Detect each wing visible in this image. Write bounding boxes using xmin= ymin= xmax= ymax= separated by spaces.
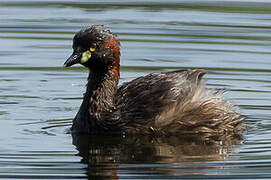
xmin=115 ymin=69 xmax=206 ymax=132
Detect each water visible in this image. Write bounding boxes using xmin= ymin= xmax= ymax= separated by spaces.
xmin=0 ymin=0 xmax=271 ymax=179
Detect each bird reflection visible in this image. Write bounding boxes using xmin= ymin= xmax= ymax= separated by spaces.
xmin=72 ymin=133 xmax=243 ymax=179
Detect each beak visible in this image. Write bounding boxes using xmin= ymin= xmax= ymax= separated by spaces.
xmin=63 ymin=52 xmax=81 ymax=67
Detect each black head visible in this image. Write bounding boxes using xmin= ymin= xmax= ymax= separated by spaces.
xmin=64 ymin=25 xmax=120 ymax=74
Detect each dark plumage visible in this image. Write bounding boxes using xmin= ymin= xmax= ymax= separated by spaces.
xmin=64 ymin=25 xmax=246 ymax=135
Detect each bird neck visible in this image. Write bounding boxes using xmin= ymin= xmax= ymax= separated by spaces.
xmin=82 ymin=70 xmax=118 ymax=129
xmin=86 ymin=70 xmax=119 ymax=114
xmin=72 ymin=69 xmax=119 ymax=134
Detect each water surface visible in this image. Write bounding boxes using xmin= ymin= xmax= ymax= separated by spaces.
xmin=0 ymin=0 xmax=271 ymax=179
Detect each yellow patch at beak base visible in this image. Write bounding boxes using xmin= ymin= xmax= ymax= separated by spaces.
xmin=81 ymin=50 xmax=91 ymax=63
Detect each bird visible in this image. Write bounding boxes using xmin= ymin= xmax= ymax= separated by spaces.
xmin=64 ymin=25 xmax=246 ymax=135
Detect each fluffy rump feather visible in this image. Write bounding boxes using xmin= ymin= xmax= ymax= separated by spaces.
xmin=154 ymin=82 xmax=246 ymax=135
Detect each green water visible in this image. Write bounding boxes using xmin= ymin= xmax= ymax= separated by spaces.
xmin=0 ymin=0 xmax=271 ymax=179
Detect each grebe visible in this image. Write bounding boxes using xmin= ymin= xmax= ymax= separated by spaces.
xmin=64 ymin=25 xmax=245 ymax=135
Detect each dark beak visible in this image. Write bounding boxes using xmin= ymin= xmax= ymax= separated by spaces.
xmin=64 ymin=52 xmax=81 ymax=67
